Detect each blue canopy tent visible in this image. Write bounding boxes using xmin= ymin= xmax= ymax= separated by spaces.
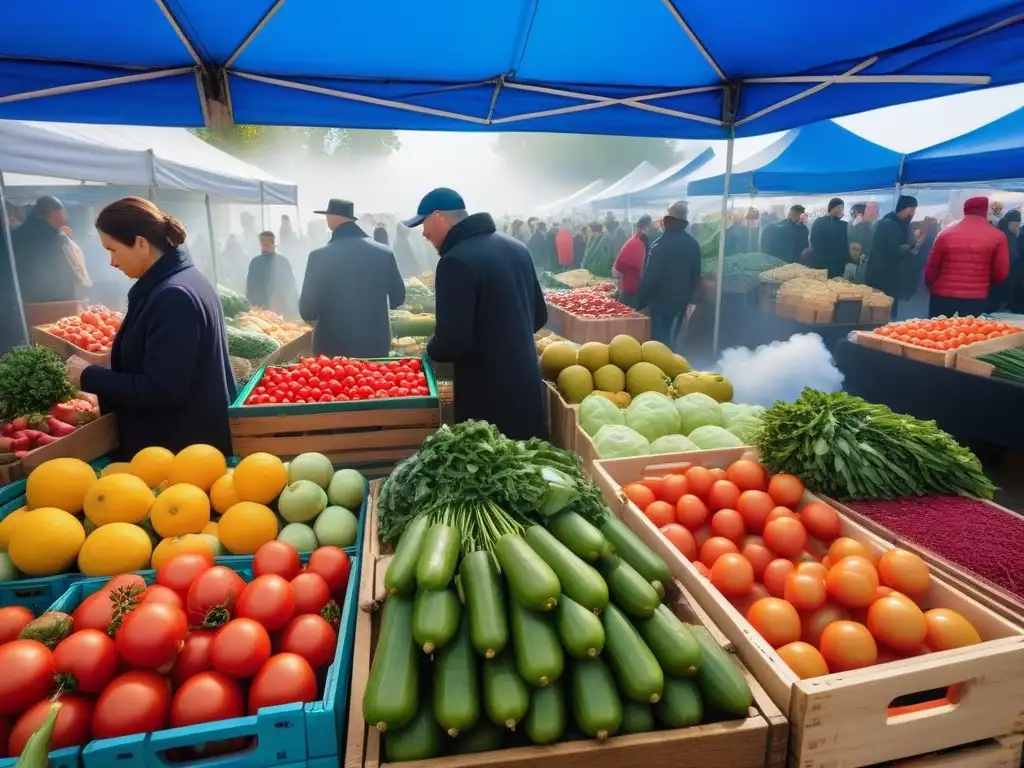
xmin=590 ymin=147 xmax=716 ymax=210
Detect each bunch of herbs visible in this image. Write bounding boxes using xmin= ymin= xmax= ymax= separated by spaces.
xmin=0 ymin=346 xmax=77 ymax=420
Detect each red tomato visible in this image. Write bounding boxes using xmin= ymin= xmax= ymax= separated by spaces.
xmin=170 ymin=629 xmax=216 ymax=688
xmin=736 ymin=490 xmax=775 ymax=533
xmin=675 ymin=494 xmax=708 ymax=530
xmin=762 ymin=558 xmax=797 ymax=598
xmin=91 ymin=671 xmax=171 ymax=739
xmin=73 ymin=575 xmax=147 ymax=634
xmin=210 ymin=619 xmax=272 ymax=679
xmin=253 ymin=541 xmax=302 ymax=581
xmin=767 ymin=474 xmax=805 ymax=508
xmin=116 ymin=602 xmax=188 ymax=670
xmin=142 ymin=584 xmax=185 ymax=610
xmin=291 ymin=572 xmax=331 ymax=616
xmin=277 ymin=614 xmax=338 ymax=669
xmin=236 ymin=575 xmax=296 ymax=631
xmin=763 ymin=516 xmax=808 ymax=558
xmin=799 ymin=502 xmax=841 ymax=542
xmin=699 ymin=536 xmax=739 ymax=569
xmin=248 ymin=653 xmax=319 ymax=715
xmin=0 ymin=606 xmax=34 ymax=644
xmin=644 ymin=500 xmax=676 ymax=528
xmin=657 ymin=474 xmax=688 ymax=504
xmin=784 ymin=572 xmax=828 ymax=611
xmin=623 ymin=483 xmax=656 ymax=511
xmin=157 ymin=553 xmax=213 ymax=598
xmin=800 ymin=603 xmax=849 ymax=647
xmin=740 ymin=537 xmax=775 ymax=581
xmin=170 ymin=671 xmax=245 ymax=728
xmin=52 ymin=629 xmax=118 ymax=694
xmin=684 ymin=466 xmax=714 ymax=499
xmin=659 ymin=523 xmax=697 ymax=561
xmin=725 ymin=460 xmax=768 ymax=491
xmin=710 ymin=509 xmax=746 ymax=544
xmin=9 ymin=695 xmax=93 ymax=755
xmin=706 ymin=480 xmax=741 ymax=512
xmin=307 ymin=547 xmax=352 ymax=599
xmin=187 ymin=567 xmax=247 ymax=627
xmin=0 ymin=640 xmax=54 ymax=715
xmin=0 ymin=716 xmax=9 ymax=758
xmin=710 ymin=553 xmax=754 ymax=597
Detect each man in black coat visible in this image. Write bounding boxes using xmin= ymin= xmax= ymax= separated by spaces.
xmin=300 ymin=199 xmax=405 ymax=358
xmin=404 ymin=188 xmax=548 ymax=441
xmin=809 ymin=198 xmax=850 ymax=278
xmin=865 ymin=195 xmax=922 ymax=315
xmin=246 ymin=231 xmax=299 ymax=319
xmin=761 ymin=205 xmax=809 ymax=263
xmin=11 ymin=195 xmax=84 ymax=302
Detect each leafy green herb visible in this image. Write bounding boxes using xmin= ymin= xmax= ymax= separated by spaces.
xmin=0 ymin=346 xmax=77 ymax=419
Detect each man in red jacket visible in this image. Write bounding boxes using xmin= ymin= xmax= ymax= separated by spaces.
xmin=612 ymin=214 xmax=652 ymax=309
xmin=925 ymin=196 xmax=1009 ymax=317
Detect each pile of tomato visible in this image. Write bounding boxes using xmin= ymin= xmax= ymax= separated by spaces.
xmin=245 ymin=356 xmax=429 ymax=406
xmin=623 ymin=459 xmax=984 ymax=680
xmin=545 ymin=288 xmax=638 ymax=318
xmin=874 ymin=315 xmax=1021 ymax=351
xmin=0 ymin=542 xmax=351 ymax=759
xmin=45 ymin=307 xmax=122 ymax=354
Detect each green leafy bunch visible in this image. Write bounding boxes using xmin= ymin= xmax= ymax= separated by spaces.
xmin=0 ymin=346 xmax=77 ymax=419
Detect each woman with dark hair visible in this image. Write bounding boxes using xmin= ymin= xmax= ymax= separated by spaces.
xmin=65 ymin=196 xmax=236 ymax=457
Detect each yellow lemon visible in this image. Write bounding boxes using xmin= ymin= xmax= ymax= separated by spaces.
xmin=150 ymin=483 xmax=211 ymax=538
xmin=130 ymin=446 xmax=175 ymax=488
xmin=25 ymin=458 xmax=97 ymax=513
xmin=218 ymin=502 xmax=278 ymax=555
xmin=77 ymin=523 xmax=153 ymax=577
xmin=231 ymin=453 xmax=288 ymax=504
xmin=167 ymin=445 xmax=227 ymax=492
xmin=202 ymin=520 xmax=219 ymax=536
xmin=8 ymin=508 xmax=86 ymax=576
xmin=83 ymin=474 xmax=154 ymax=526
xmin=209 ymin=474 xmax=241 ymax=515
xmin=150 ymin=534 xmax=217 ymax=569
xmin=0 ymin=507 xmax=30 ymax=551
xmin=100 ymin=462 xmax=132 ymax=477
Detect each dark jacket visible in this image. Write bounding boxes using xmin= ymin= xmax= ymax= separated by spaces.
xmin=427 ymin=213 xmax=548 ymax=441
xmin=762 ymin=219 xmax=809 ymax=263
xmin=572 ymin=232 xmax=586 ymax=267
xmin=11 ymin=215 xmax=83 ymax=302
xmin=246 ymin=252 xmax=299 ymax=319
xmin=865 ymin=212 xmax=917 ymax=300
xmin=528 ymin=230 xmax=555 ymax=271
xmin=81 ymin=247 xmax=236 ymax=458
xmin=809 ymin=215 xmax=850 ymax=278
xmin=990 ymin=216 xmax=1022 ymax=309
xmin=637 ymin=224 xmax=702 ymax=312
xmin=725 ymin=223 xmax=760 ymax=256
xmin=849 ymin=219 xmax=875 ymax=259
xmin=299 ymin=222 xmax=406 ymax=358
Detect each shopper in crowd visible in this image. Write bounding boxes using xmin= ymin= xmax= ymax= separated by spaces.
xmin=991 ymin=210 xmax=1023 ymax=311
xmin=11 ymin=195 xmax=87 ymax=302
xmin=925 ymin=196 xmax=1009 ymax=318
xmin=217 ymin=234 xmax=248 ymax=292
xmin=555 ymin=218 xmax=574 ymax=271
xmin=278 ymin=214 xmax=299 ymax=254
xmin=864 ymin=195 xmax=922 ymax=316
xmin=246 ymin=231 xmax=299 ymax=319
xmin=300 ymin=198 xmax=405 ymax=358
xmin=848 ymin=203 xmax=875 ymax=260
xmin=761 ymin=204 xmax=809 ymax=263
xmin=509 ymin=219 xmax=528 ymax=244
xmin=583 ymin=221 xmax=612 ymax=276
xmin=613 ymin=214 xmax=652 ymax=309
xmin=637 ymin=201 xmax=701 ymax=349
xmin=809 ymin=197 xmax=850 ymax=278
xmin=66 ymin=197 xmax=235 ymax=457
xmin=404 ymin=187 xmax=548 ymax=441
xmin=726 ymin=208 xmax=760 ymax=256
xmin=608 ymin=218 xmax=628 ymax=260
xmin=989 ymin=200 xmax=1005 ymax=227
xmin=572 ymin=223 xmax=587 ymax=268
xmin=528 ymin=221 xmax=554 ymax=270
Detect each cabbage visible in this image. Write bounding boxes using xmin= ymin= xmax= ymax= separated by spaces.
xmin=674 ymin=392 xmax=724 ymax=434
xmin=650 ymin=434 xmax=699 ymax=455
xmin=580 ymin=393 xmax=625 ymax=436
xmin=593 ymin=425 xmax=651 ymax=459
xmin=688 ymin=425 xmax=744 ymax=450
xmin=624 ymin=392 xmax=679 ymax=443
xmin=721 ymin=402 xmax=765 ymax=443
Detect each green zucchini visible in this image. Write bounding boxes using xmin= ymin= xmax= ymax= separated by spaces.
xmin=384 ymin=516 xmax=430 ymax=596
xmin=692 ymin=626 xmax=753 ymax=717
xmin=384 ymin=699 xmax=442 ymax=762
xmin=363 ymin=595 xmax=419 ymax=731
xmin=413 ymin=587 xmax=461 ymax=654
xmin=460 ymin=550 xmax=509 ymax=658
xmin=494 ymin=533 xmax=561 ymax=611
xmin=434 ymin=615 xmax=479 ymax=737
xmin=524 ymin=678 xmax=567 ymax=745
xmin=556 ymin=595 xmax=605 ymax=659
xmin=510 ymin=596 xmax=564 ymax=687
xmin=546 ymin=510 xmax=608 ymax=562
xmin=416 ymin=522 xmax=461 ymax=590
xmin=571 ymin=657 xmax=622 ymax=740
xmin=656 ymin=677 xmax=703 ymax=728
xmin=601 ymin=554 xmax=660 ymax=619
xmin=599 ymin=514 xmax=671 ymax=585
xmin=639 ymin=604 xmax=702 ymax=677
xmin=620 ymin=700 xmax=655 ymax=734
xmin=524 ymin=525 xmax=608 ymax=612
xmin=452 ymin=720 xmax=504 ymax=754
xmin=482 ymin=652 xmax=530 ymax=730
xmin=602 ymin=603 xmax=664 ymax=704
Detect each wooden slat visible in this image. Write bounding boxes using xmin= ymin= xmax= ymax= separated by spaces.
xmin=22 ymin=414 xmax=119 ymax=472
xmin=233 ymin=427 xmax=434 ymax=456
xmin=230 ymin=407 xmax=439 ymax=436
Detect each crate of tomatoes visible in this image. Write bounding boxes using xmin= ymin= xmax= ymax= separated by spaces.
xmin=545 ymin=289 xmax=650 ymax=345
xmin=0 ymin=543 xmax=359 ymax=768
xmin=229 ymin=356 xmax=440 ymax=477
xmin=32 ymin=306 xmax=123 ymax=366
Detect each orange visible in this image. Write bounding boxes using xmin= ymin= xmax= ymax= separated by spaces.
xmin=231 ymin=453 xmax=287 ymax=504
xmin=820 ymin=621 xmax=877 ymax=671
xmin=867 ymin=596 xmax=927 ymax=653
xmin=26 ymin=458 xmax=97 ymax=514
xmin=82 ymin=474 xmax=154 ymax=526
xmin=924 ymin=609 xmax=982 ymax=651
xmin=777 ymin=641 xmax=829 ymax=679
xmin=218 ymin=501 xmax=278 ymax=555
xmin=129 ymin=446 xmax=175 ymax=488
xmin=150 ymin=483 xmax=211 ymax=537
xmin=209 ymin=474 xmax=241 ymax=516
xmin=746 ymin=597 xmax=801 ymax=648
xmin=877 ymin=549 xmax=930 ymax=597
xmin=166 ymin=444 xmax=227 ymax=492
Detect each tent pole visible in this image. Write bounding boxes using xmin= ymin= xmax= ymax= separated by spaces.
xmin=0 ymin=171 xmax=30 ymax=350
xmin=204 ymin=194 xmax=220 ymax=289
xmin=711 ymin=134 xmax=735 ymax=357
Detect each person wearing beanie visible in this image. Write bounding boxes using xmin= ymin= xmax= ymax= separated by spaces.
xmin=991 ymin=209 xmax=1023 ymax=311
xmin=864 ymin=195 xmax=921 ymax=314
xmin=809 ymin=197 xmax=850 ymax=278
xmin=924 ymin=196 xmax=1010 ymax=317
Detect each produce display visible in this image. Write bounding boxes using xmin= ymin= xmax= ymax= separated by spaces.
xmin=221 ymin=290 xmax=311 ymax=363
xmin=542 ymin=268 xmax=613 ymax=290
xmin=976 ymin=347 xmax=1024 ymax=383
xmin=232 ymin=308 xmax=310 ymax=346
xmin=392 ymin=336 xmax=429 ymax=357
xmin=39 ymin=306 xmax=122 ymax=355
xmin=775 ymin=277 xmax=893 ymax=319
xmin=390 ymin=310 xmax=436 ymax=338
xmin=403 ymin=277 xmax=435 ymax=314
xmin=535 ymin=330 xmax=569 ymax=357
xmin=873 ymin=315 xmax=1022 ymax=351
xmin=755 ymin=389 xmax=994 ymax=500
xmin=226 ymin=324 xmax=280 ymax=361
xmin=243 ymin=356 xmax=429 ymax=406
xmin=758 ymin=264 xmax=828 ymax=284
xmin=545 ymin=288 xmax=638 ymax=319
xmin=0 ymin=446 xmax=365 ymax=580
xmin=622 ymin=457 xmax=984 ymax=679
xmin=217 ymin=285 xmax=251 ymax=318
xmin=700 ymin=252 xmax=785 ymax=292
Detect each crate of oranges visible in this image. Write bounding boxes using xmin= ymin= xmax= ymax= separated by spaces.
xmin=590 ymin=447 xmax=1024 ymax=768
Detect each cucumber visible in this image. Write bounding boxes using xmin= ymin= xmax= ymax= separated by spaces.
xmin=384 ymin=516 xmax=431 ymax=596
xmin=620 ymin=700 xmax=655 ymax=734
xmin=384 ymin=699 xmax=442 ymax=762
xmin=601 ymin=554 xmax=661 ymax=619
xmin=434 ymin=615 xmax=479 ymax=737
xmin=363 ymin=595 xmax=419 ymax=731
xmin=546 ymin=510 xmax=608 ymax=562
xmin=452 ymin=720 xmax=504 ymax=754
xmin=524 ymin=525 xmax=608 ymax=612
xmin=602 ymin=603 xmax=664 ymax=704
xmin=692 ymin=626 xmax=753 ymax=717
xmin=482 ymin=652 xmax=530 ymax=729
xmin=510 ymin=596 xmax=564 ymax=687
xmin=639 ymin=604 xmax=702 ymax=677
xmin=416 ymin=522 xmax=461 ymax=590
xmin=571 ymin=657 xmax=622 ymax=740
xmin=599 ymin=514 xmax=672 ymax=585
xmin=524 ymin=678 xmax=566 ymax=745
xmin=494 ymin=533 xmax=561 ymax=611
xmin=556 ymin=595 xmax=605 ymax=659
xmin=413 ymin=587 xmax=461 ymax=654
xmin=656 ymin=677 xmax=703 ymax=728
xmin=460 ymin=550 xmax=509 ymax=658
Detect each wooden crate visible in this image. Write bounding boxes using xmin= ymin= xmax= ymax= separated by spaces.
xmin=32 ymin=326 xmax=110 ymax=366
xmin=547 ymin=302 xmax=651 ymax=345
xmin=591 ymin=449 xmax=1024 ymax=768
xmin=22 ymin=301 xmax=82 ymax=327
xmin=545 ymin=381 xmax=579 ymax=452
xmin=853 ymin=331 xmax=957 ymax=367
xmin=21 ymin=413 xmax=119 ymax=472
xmin=888 ymin=734 xmax=1022 ymax=767
xmin=574 ymin=424 xmax=599 ymax=478
xmin=258 ymin=329 xmax=313 ymax=367
xmin=953 ymin=332 xmax=1024 ymax=378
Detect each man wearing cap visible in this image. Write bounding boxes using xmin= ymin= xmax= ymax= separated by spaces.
xmin=10 ymin=195 xmax=86 ymax=303
xmin=403 ymin=188 xmax=548 ymax=441
xmin=865 ymin=195 xmax=922 ymax=315
xmin=809 ymin=198 xmax=850 ymax=278
xmin=299 ymin=199 xmax=405 ymax=358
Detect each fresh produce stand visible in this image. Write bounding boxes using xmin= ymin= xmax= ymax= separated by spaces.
xmin=0 ymin=414 xmax=117 ymax=488
xmin=545 ymin=290 xmax=651 ymax=345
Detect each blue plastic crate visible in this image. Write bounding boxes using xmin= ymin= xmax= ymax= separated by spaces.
xmin=0 ymin=476 xmax=26 ymax=508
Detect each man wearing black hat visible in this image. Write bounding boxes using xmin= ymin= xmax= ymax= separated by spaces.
xmin=865 ymin=195 xmax=921 ymax=315
xmin=403 ymin=187 xmax=548 ymax=441
xmin=809 ymin=198 xmax=850 ymax=278
xmin=10 ymin=195 xmax=85 ymax=303
xmin=299 ymin=199 xmax=405 ymax=358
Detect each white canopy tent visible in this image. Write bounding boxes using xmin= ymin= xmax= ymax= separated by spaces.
xmin=537 ymin=179 xmax=608 ymax=214
xmin=583 ymin=161 xmax=661 ymax=206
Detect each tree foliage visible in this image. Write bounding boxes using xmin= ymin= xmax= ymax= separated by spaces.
xmin=191 ymin=126 xmax=401 ymax=160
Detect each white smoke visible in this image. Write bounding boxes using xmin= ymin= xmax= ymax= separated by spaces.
xmin=715 ymin=333 xmax=844 ymax=408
